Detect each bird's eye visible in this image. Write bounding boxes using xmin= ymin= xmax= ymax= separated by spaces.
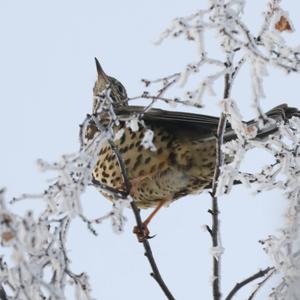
xmin=107 ymin=76 xmax=127 ymax=103
xmin=117 ymin=83 xmax=123 ymax=92
xmin=116 ymin=82 xmax=127 ymax=98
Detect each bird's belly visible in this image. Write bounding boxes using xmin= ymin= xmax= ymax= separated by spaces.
xmin=131 ymin=167 xmax=212 ymax=208
xmin=92 ymin=125 xmax=217 ymax=208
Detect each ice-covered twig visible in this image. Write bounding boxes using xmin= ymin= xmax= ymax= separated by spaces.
xmin=219 ymin=107 xmax=300 ymax=299
xmin=208 ymin=71 xmax=231 ymax=300
xmin=143 ymin=0 xmax=300 ymax=123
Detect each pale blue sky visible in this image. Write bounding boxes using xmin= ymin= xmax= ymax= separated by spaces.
xmin=0 ymin=1 xmax=299 ymax=299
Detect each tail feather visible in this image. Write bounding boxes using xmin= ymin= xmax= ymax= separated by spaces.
xmin=224 ymin=104 xmax=300 ymax=141
xmin=264 ymin=104 xmax=300 ymax=121
xmin=256 ymin=104 xmax=300 ymax=139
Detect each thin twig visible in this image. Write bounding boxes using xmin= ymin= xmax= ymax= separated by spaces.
xmin=141 ymin=72 xmax=180 ymax=86
xmin=91 ymin=114 xmax=175 ymax=300
xmin=142 ymin=79 xmax=178 ymax=114
xmin=224 ymin=267 xmax=274 ymax=300
xmin=129 ymin=94 xmax=202 ymax=108
xmin=130 ymin=201 xmax=175 ymax=300
xmin=247 ymin=268 xmax=276 ymax=300
xmin=91 ymin=114 xmax=131 ymax=192
xmin=90 ymin=178 xmax=128 ymax=199
xmin=209 ymin=72 xmax=231 ymax=300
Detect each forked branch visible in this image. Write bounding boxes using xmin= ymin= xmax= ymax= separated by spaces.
xmin=224 ymin=267 xmax=275 ymax=300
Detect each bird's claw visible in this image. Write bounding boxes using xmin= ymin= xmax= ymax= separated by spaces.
xmin=147 ymin=234 xmax=156 ymax=239
xmin=133 ymin=225 xmax=155 ymax=242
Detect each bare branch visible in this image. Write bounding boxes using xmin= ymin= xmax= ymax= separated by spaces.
xmin=208 ymin=54 xmax=235 ymax=300
xmin=130 ymin=201 xmax=175 ymax=300
xmin=129 ymin=94 xmax=203 ymax=109
xmin=90 ymin=114 xmax=175 ymax=300
xmin=209 ymin=97 xmax=228 ymax=300
xmin=224 ymin=267 xmax=275 ymax=300
xmin=247 ymin=268 xmax=276 ymax=300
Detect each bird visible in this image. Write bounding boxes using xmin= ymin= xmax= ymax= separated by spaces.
xmin=82 ymin=58 xmax=299 ymax=241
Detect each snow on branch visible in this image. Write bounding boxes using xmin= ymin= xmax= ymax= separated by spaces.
xmin=0 ymin=73 xmax=175 ymax=299
xmin=0 ymin=125 xmax=110 ymax=299
xmin=134 ymin=0 xmax=300 ymax=117
xmin=218 ymin=99 xmax=300 ymax=299
xmin=0 ymin=99 xmax=132 ymax=299
xmin=1 ymin=1 xmax=300 ymax=299
xmin=135 ymin=1 xmax=300 ymax=298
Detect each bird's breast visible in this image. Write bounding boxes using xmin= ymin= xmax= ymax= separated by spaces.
xmin=92 ymin=122 xmax=217 ymax=208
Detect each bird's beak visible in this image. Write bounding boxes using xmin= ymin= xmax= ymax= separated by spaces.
xmin=95 ymin=57 xmax=109 ymax=83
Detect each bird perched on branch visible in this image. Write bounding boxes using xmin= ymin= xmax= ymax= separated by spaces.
xmin=82 ymin=58 xmax=299 ymax=241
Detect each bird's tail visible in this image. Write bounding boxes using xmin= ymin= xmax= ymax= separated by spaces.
xmin=254 ymin=104 xmax=300 ymax=139
xmin=225 ymin=104 xmax=300 ymax=141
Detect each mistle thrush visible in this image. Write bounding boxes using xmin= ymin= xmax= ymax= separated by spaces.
xmin=82 ymin=58 xmax=299 ymax=240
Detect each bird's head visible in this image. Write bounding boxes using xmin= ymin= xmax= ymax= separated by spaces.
xmin=93 ymin=58 xmax=128 ymax=112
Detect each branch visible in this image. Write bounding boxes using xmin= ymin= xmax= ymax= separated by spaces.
xmin=247 ymin=268 xmax=276 ymax=300
xmin=130 ymin=201 xmax=175 ymax=300
xmin=129 ymin=93 xmax=202 ymax=108
xmin=224 ymin=267 xmax=275 ymax=300
xmin=209 ymin=72 xmax=231 ymax=300
xmin=142 ymin=78 xmax=178 ymax=113
xmin=90 ymin=114 xmax=175 ymax=300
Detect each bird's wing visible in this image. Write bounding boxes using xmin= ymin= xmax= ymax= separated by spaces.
xmin=114 ymin=106 xmax=231 ymax=137
xmin=114 ymin=104 xmax=300 ymax=139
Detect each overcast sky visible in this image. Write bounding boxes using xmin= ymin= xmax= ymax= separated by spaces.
xmin=0 ymin=1 xmax=299 ymax=299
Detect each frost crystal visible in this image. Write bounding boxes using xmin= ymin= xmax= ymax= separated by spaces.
xmin=219 ymin=112 xmax=300 ymax=299
xmin=0 ymin=86 xmax=128 ymax=299
xmin=114 ymin=128 xmax=125 ymax=141
xmin=1 ymin=1 xmax=300 ymax=299
xmin=141 ymin=129 xmax=157 ymax=152
xmin=126 ymin=118 xmax=139 ymax=132
xmin=210 ymin=246 xmax=225 ymax=260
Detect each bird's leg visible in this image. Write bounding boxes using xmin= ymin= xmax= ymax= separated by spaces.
xmin=133 ymin=199 xmax=166 ymax=242
xmin=129 ymin=174 xmax=153 ymax=197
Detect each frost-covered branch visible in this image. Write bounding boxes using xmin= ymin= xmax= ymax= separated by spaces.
xmin=145 ymin=1 xmax=300 ymax=299
xmin=1 ymin=1 xmax=300 ymax=299
xmin=135 ymin=0 xmax=300 ymax=116
xmin=208 ymin=68 xmax=232 ymax=300
xmin=0 ymin=129 xmax=106 ymax=300
xmin=218 ymin=102 xmax=300 ymax=299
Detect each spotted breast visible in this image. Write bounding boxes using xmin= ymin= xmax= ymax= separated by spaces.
xmin=89 ymin=120 xmax=217 ymax=209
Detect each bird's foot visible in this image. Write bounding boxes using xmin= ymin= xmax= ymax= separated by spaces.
xmin=132 ymin=199 xmax=165 ymax=242
xmin=133 ymin=224 xmax=155 ymax=242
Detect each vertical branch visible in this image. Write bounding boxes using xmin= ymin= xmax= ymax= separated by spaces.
xmin=209 ymin=72 xmax=231 ymax=300
xmin=91 ymin=115 xmax=175 ymax=300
